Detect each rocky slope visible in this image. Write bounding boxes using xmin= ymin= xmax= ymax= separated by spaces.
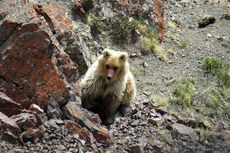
xmin=1 ymin=0 xmax=230 ymax=153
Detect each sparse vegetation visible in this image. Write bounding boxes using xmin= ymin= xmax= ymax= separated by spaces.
xmin=201 ymin=107 xmax=218 ymax=118
xmin=137 ymin=21 xmax=168 ymax=61
xmin=171 ymin=78 xmax=196 ymax=106
xmin=149 ymin=94 xmax=169 ymax=108
xmin=202 ymin=57 xmax=230 ymax=118
xmin=87 ymin=13 xmax=105 ymax=33
xmin=177 ymin=39 xmax=188 ymax=49
xmin=200 ymin=130 xmax=218 ymax=144
xmin=157 ymin=128 xmax=172 ymax=141
xmin=130 ymin=66 xmax=141 ymax=76
xmin=202 ymin=57 xmax=230 ymax=87
xmin=110 ymin=13 xmax=137 ymax=44
xmin=224 ymin=105 xmax=230 ymax=117
xmin=209 ymin=89 xmax=224 ymax=107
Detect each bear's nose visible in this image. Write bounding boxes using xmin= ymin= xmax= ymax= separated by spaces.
xmin=107 ymin=76 xmax=112 ymax=80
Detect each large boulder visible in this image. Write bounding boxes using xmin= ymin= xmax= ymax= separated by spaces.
xmin=0 ymin=0 xmax=110 ymax=144
xmin=0 ymin=0 xmax=80 ymax=111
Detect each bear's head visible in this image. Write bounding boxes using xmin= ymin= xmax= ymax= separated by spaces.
xmin=98 ymin=48 xmax=129 ymax=82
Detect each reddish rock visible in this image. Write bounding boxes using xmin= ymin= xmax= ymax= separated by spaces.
xmin=62 ymin=102 xmax=109 ymax=142
xmin=0 ymin=0 xmax=80 ymax=112
xmin=0 ymin=92 xmax=21 ymax=116
xmin=33 ymin=3 xmax=73 ymax=49
xmin=11 ymin=113 xmax=38 ymax=131
xmin=92 ymin=127 xmax=109 ymax=143
xmin=0 ymin=112 xmax=21 ymax=143
xmin=65 ymin=120 xmax=95 ymax=144
xmin=20 ymin=127 xmax=45 ymax=142
xmin=62 ymin=102 xmax=85 ymax=122
xmin=83 ymin=109 xmax=102 ymax=125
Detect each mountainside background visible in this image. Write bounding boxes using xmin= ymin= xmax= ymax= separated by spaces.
xmin=0 ymin=0 xmax=230 ymax=152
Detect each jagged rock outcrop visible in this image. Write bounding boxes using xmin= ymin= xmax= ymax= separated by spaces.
xmin=0 ymin=0 xmax=109 ymax=144
xmin=0 ymin=0 xmax=80 ymax=111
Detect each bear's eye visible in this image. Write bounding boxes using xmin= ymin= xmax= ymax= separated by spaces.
xmin=113 ymin=66 xmax=118 ymax=71
xmin=106 ymin=64 xmax=110 ymax=69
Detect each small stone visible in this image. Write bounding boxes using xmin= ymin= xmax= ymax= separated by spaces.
xmin=163 ymin=115 xmax=176 ymax=123
xmin=131 ymin=143 xmax=144 ymax=153
xmin=92 ymin=127 xmax=109 ymax=143
xmin=155 ymin=106 xmax=168 ymax=115
xmin=21 ymin=128 xmax=44 ymax=143
xmin=167 ymin=60 xmax=173 ymax=64
xmin=55 ymin=119 xmax=64 ymax=125
xmin=198 ymin=15 xmax=216 ymax=28
xmin=90 ymin=144 xmax=98 ymax=152
xmin=65 ymin=120 xmax=95 ymax=144
xmin=130 ymin=53 xmax=139 ymax=58
xmin=164 ymin=78 xmax=175 ymax=85
xmin=207 ymin=33 xmax=212 ymax=38
xmin=202 ymin=120 xmax=213 ymax=129
xmin=29 ymin=104 xmax=44 ymax=114
xmin=220 ymin=14 xmax=230 ymax=20
xmin=148 ymin=117 xmax=164 ymax=126
xmin=55 ymin=145 xmax=66 ymax=151
xmin=216 ymin=35 xmax=224 ymax=41
xmin=130 ymin=120 xmax=140 ymax=127
xmin=47 ymin=99 xmax=63 ymax=119
xmin=142 ymin=62 xmax=148 ymax=68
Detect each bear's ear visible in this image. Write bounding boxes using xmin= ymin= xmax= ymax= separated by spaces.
xmin=102 ymin=49 xmax=110 ymax=58
xmin=120 ymin=52 xmax=128 ymax=61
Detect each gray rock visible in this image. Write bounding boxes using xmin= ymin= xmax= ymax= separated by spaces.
xmin=130 ymin=120 xmax=140 ymax=127
xmin=0 ymin=92 xmax=21 ymax=117
xmin=47 ymin=99 xmax=63 ymax=119
xmin=148 ymin=117 xmax=164 ymax=126
xmin=130 ymin=143 xmax=144 ymax=153
xmin=0 ymin=112 xmax=21 ymax=143
xmin=65 ymin=22 xmax=94 ymax=75
xmin=11 ymin=113 xmax=38 ymax=131
xmin=55 ymin=144 xmax=66 ymax=151
xmin=171 ymin=123 xmax=198 ymax=140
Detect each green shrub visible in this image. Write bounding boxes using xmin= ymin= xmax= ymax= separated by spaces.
xmin=110 ymin=13 xmax=137 ymax=44
xmin=172 ymin=78 xmax=196 ymax=106
xmin=87 ymin=13 xmax=105 ymax=33
xmin=202 ymin=57 xmax=230 ymax=87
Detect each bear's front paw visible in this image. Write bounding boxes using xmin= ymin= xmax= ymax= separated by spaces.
xmin=118 ymin=105 xmax=131 ymax=116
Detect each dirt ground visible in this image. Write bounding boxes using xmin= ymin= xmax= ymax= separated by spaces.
xmin=106 ymin=0 xmax=230 ymax=152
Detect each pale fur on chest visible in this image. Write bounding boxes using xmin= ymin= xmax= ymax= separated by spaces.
xmin=81 ymin=60 xmax=128 ymax=102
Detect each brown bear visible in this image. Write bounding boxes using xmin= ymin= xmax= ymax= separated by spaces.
xmin=80 ymin=48 xmax=136 ymax=124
